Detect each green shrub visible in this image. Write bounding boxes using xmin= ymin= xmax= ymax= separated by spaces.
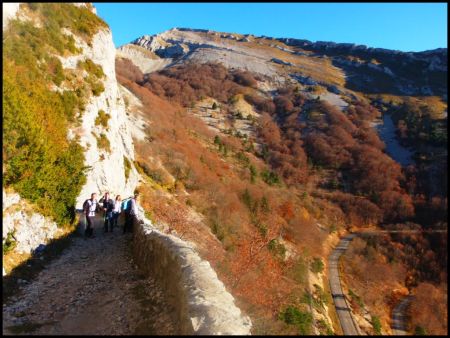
xmin=46 ymin=56 xmax=65 ymax=86
xmin=312 ymin=284 xmax=330 ymax=309
xmin=65 ymin=34 xmax=80 ymax=53
xmin=124 ymin=156 xmax=131 ymax=180
xmin=78 ymin=59 xmax=105 ymax=79
xmin=268 ymin=239 xmax=286 ymax=259
xmin=371 ymin=315 xmax=382 ymax=335
xmin=241 ymin=189 xmax=259 ymax=216
xmin=3 ymin=230 xmax=17 ymax=254
xmin=59 ymin=90 xmax=80 ymax=122
xmin=317 ymin=319 xmax=334 ymax=335
xmin=211 ymin=220 xmax=225 ymax=242
xmin=91 ymin=80 xmax=105 ymax=96
xmin=279 ymin=306 xmax=313 ymax=335
xmin=3 ymin=61 xmax=86 ymax=225
xmin=26 ymin=3 xmax=107 ymax=44
xmin=236 ymin=151 xmax=250 ymax=166
xmin=95 ymin=133 xmax=111 ymax=153
xmin=414 ymin=326 xmax=427 ymax=335
xmin=348 ymin=289 xmax=364 ymax=308
xmin=260 ymin=196 xmax=270 ymax=213
xmin=1 ymin=4 xmax=100 ymax=226
xmin=95 ymin=109 xmax=110 ymax=128
xmin=212 ymin=102 xmax=218 ymax=109
xmin=310 ymin=257 xmax=324 ymax=274
xmin=249 ymin=164 xmax=257 ymax=183
xmin=261 ymin=169 xmax=280 ymax=186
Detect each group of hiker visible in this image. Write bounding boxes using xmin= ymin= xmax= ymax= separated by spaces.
xmin=83 ymin=192 xmax=139 ymax=238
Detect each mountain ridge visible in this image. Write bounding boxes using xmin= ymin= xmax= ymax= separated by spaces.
xmin=127 ymin=27 xmax=447 ymax=55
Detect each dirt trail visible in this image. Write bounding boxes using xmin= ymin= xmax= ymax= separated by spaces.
xmin=2 ymin=216 xmax=176 ymax=335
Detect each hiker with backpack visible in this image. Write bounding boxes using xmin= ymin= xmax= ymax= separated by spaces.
xmin=99 ymin=191 xmax=115 ymax=233
xmin=122 ymin=193 xmax=139 ymax=234
xmin=83 ymin=193 xmax=99 ymax=238
xmin=112 ymin=195 xmax=122 ymax=230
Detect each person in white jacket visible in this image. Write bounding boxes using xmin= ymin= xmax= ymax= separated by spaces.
xmin=83 ymin=193 xmax=99 ymax=238
xmin=112 ymin=195 xmax=122 ymax=230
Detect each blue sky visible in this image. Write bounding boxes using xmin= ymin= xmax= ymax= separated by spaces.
xmin=94 ymin=3 xmax=447 ymax=52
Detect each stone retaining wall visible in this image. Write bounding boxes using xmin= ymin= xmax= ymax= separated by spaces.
xmin=132 ymin=215 xmax=252 ymax=335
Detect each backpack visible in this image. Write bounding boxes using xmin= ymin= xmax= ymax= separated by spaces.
xmin=83 ymin=199 xmax=90 ymax=213
xmin=122 ymin=198 xmax=132 ymax=213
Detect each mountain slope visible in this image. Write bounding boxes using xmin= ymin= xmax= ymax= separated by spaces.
xmin=117 ymin=27 xmax=447 ymax=335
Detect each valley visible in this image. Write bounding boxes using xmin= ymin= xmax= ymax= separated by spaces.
xmin=3 ymin=3 xmax=447 ymax=336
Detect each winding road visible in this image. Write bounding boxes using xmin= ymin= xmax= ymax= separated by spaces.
xmin=391 ymin=296 xmax=413 ymax=335
xmin=2 ymin=215 xmax=176 ymax=335
xmin=328 ymin=230 xmax=437 ymax=335
xmin=328 ymin=234 xmax=360 ymax=335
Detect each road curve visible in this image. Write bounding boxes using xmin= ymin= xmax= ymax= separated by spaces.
xmin=391 ymin=295 xmax=413 ymax=335
xmin=328 ymin=234 xmax=360 ymax=335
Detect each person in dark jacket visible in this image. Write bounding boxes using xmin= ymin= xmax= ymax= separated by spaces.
xmin=99 ymin=192 xmax=115 ymax=232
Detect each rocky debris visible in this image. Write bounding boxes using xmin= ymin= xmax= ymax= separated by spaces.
xmin=326 ymin=84 xmax=341 ymax=94
xmin=290 ymin=73 xmax=318 ymax=85
xmin=3 ymin=189 xmax=21 ymax=210
xmin=2 ymin=216 xmax=176 ymax=335
xmin=271 ymin=57 xmax=293 ymax=66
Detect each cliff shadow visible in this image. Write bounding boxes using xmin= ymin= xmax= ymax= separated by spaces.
xmin=2 ymin=212 xmax=87 ymax=303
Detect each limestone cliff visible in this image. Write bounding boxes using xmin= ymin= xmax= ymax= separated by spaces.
xmin=60 ymin=19 xmax=140 ymax=209
xmin=2 ymin=2 xmax=139 ymax=259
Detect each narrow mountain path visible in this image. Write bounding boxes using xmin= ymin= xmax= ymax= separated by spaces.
xmin=391 ymin=295 xmax=413 ymax=335
xmin=328 ymin=234 xmax=360 ymax=335
xmin=2 ymin=216 xmax=176 ymax=335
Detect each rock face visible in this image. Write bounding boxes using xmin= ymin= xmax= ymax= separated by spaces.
xmin=2 ymin=3 xmax=20 ymax=29
xmin=2 ymin=3 xmax=139 ymax=260
xmin=116 ymin=44 xmax=173 ymax=73
xmin=132 ymin=213 xmax=252 ymax=335
xmin=277 ymin=36 xmax=447 ymax=96
xmin=129 ymin=28 xmax=282 ymax=80
xmin=127 ymin=27 xmax=446 ymax=96
xmin=56 ymin=15 xmax=140 ymax=209
xmin=2 ymin=189 xmax=61 ymax=256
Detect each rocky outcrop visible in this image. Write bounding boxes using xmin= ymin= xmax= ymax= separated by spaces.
xmin=2 ymin=3 xmax=20 ymax=29
xmin=132 ymin=214 xmax=252 ymax=335
xmin=130 ymin=29 xmax=282 ymax=80
xmin=271 ymin=57 xmax=293 ymax=66
xmin=277 ymin=36 xmax=447 ymax=95
xmin=116 ymin=44 xmax=172 ymax=73
xmin=2 ymin=189 xmax=61 ymax=257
